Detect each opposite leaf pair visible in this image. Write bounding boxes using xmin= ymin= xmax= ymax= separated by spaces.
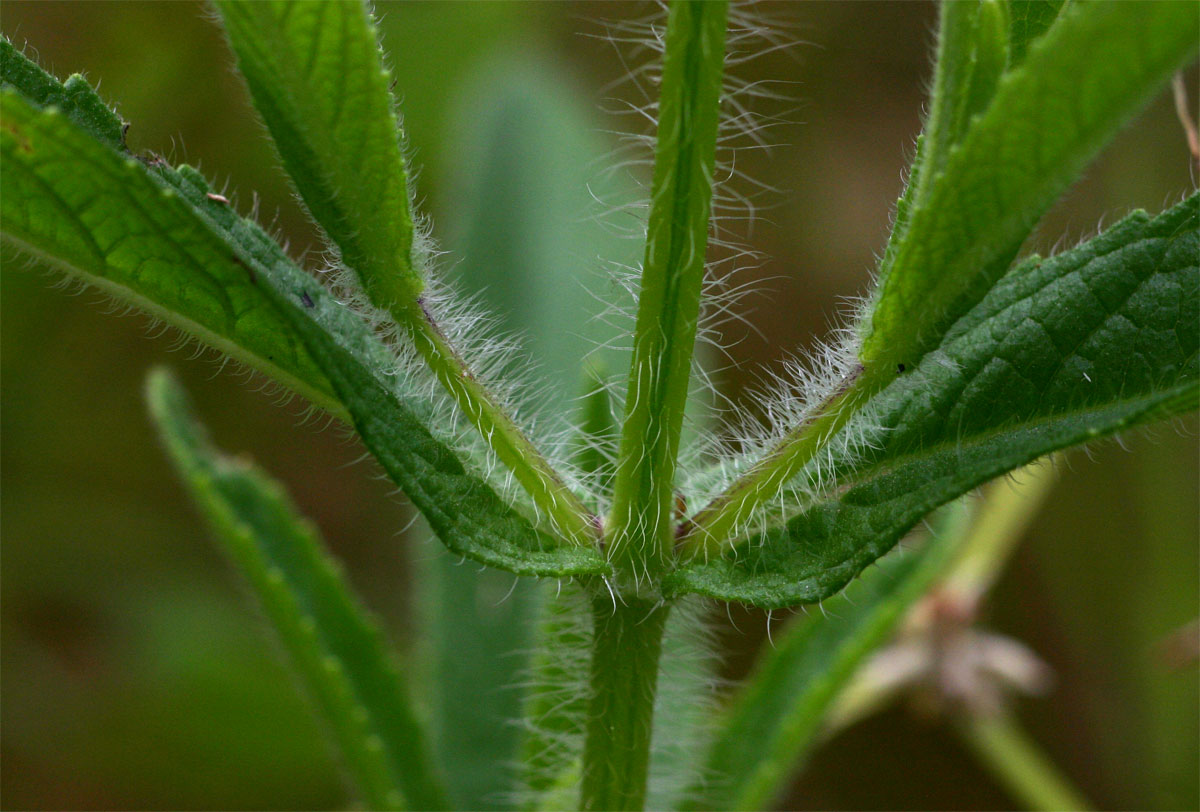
xmin=2 ymin=1 xmax=1197 ymax=809
xmin=2 ymin=1 xmax=1195 ymax=608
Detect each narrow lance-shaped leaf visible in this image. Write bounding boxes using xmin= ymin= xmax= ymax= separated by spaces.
xmin=885 ymin=0 xmax=1069 ymax=340
xmin=145 ymin=368 xmax=449 ymax=812
xmin=668 ymin=194 xmax=1198 ymax=608
xmin=214 ymin=0 xmax=597 ymax=547
xmin=0 ymin=82 xmax=603 ymax=580
xmin=681 ymin=502 xmax=970 ymax=812
xmin=0 ymin=43 xmax=369 ymax=418
xmin=0 ymin=89 xmax=337 ymax=417
xmin=608 ymin=0 xmax=729 ymax=570
xmin=882 ymin=0 xmax=1060 ymax=328
xmin=881 ymin=0 xmax=1011 ymax=318
xmin=213 ymin=0 xmax=420 ymax=305
xmin=861 ymin=0 xmax=1198 ymax=382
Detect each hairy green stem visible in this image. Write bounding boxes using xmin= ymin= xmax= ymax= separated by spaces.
xmin=681 ymin=377 xmax=862 ymax=556
xmin=580 ymin=596 xmax=671 ymax=811
xmin=608 ymin=0 xmax=728 ymax=573
xmin=397 ymin=300 xmax=598 ymax=548
xmin=959 ymin=711 xmax=1093 ymax=812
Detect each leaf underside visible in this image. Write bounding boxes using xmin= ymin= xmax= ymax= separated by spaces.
xmin=668 ymin=195 xmax=1199 ymax=608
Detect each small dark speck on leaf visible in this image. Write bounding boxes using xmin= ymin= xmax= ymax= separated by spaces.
xmin=897 ymin=363 xmax=907 ymax=373
xmin=300 ymin=291 xmax=315 ymax=308
xmin=137 ymin=151 xmax=169 ymax=168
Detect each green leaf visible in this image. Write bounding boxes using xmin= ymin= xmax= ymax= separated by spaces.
xmin=518 ymin=582 xmax=591 ymax=808
xmin=145 ymin=368 xmax=448 ymax=812
xmin=260 ymin=259 xmax=610 ymax=579
xmin=881 ymin=0 xmax=1011 ymax=305
xmin=608 ymin=0 xmax=729 ymax=571
xmin=668 ymin=194 xmax=1198 ymax=608
xmin=677 ymin=0 xmax=1196 ymax=556
xmin=0 ymin=90 xmax=343 ymax=416
xmin=919 ymin=0 xmax=1010 ymax=190
xmin=213 ymin=0 xmax=422 ymax=307
xmin=0 ymin=52 xmax=376 ymax=419
xmin=682 ymin=503 xmax=969 ymax=812
xmin=217 ymin=1 xmax=600 ymax=549
xmin=1007 ymin=0 xmax=1068 ymax=68
xmin=0 ymin=36 xmax=125 ymax=150
xmin=860 ymin=0 xmax=1198 ymax=382
xmin=0 ymin=76 xmax=601 ymax=579
xmin=446 ymin=64 xmax=638 ymax=418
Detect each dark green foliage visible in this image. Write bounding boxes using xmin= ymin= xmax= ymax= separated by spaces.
xmin=2 ymin=2 xmax=1196 ymax=809
xmin=667 ymin=196 xmax=1199 ymax=608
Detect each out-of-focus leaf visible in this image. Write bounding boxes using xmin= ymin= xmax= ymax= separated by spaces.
xmin=420 ymin=58 xmax=637 ymax=810
xmin=146 ymin=368 xmax=448 ymax=811
xmin=682 ymin=504 xmax=969 ymax=811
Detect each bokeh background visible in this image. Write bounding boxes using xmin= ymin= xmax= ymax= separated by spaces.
xmin=2 ymin=2 xmax=1196 ymax=809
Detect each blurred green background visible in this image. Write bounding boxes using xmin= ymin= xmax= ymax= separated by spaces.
xmin=2 ymin=2 xmax=1196 ymax=809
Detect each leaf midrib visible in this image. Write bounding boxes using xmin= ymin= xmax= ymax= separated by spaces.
xmin=791 ymin=384 xmax=1189 ymax=524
